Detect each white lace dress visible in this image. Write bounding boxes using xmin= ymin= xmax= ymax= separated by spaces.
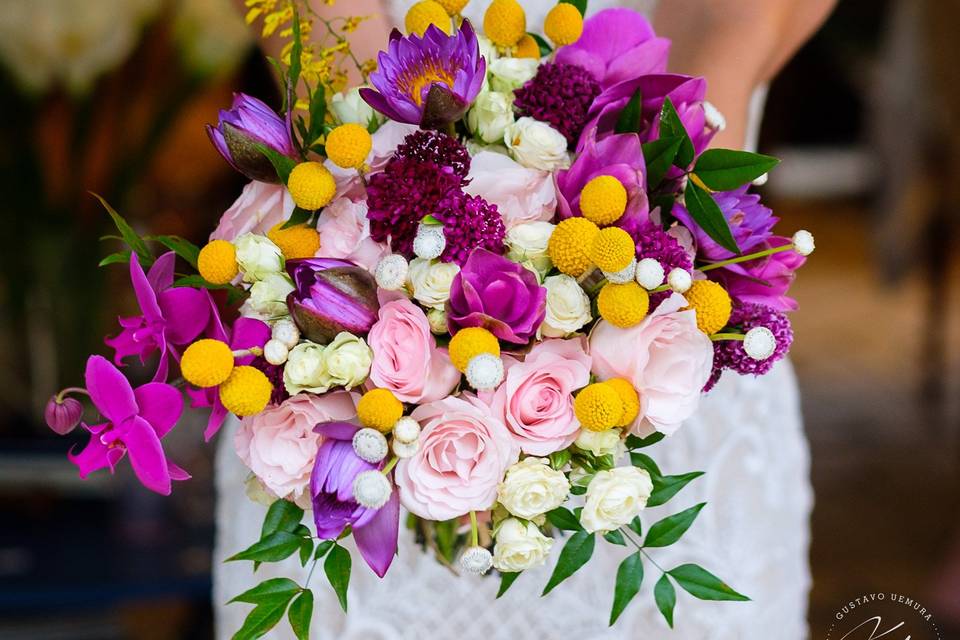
xmin=213 ymin=2 xmax=813 ymax=638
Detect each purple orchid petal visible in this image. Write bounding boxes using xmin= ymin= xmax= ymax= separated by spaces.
xmin=147 ymin=252 xmax=176 ymax=293
xmin=85 ymin=355 xmax=137 ymax=424
xmin=157 ymin=287 xmax=210 ymax=346
xmin=133 ymin=382 xmax=183 ymax=438
xmin=168 ymin=462 xmax=192 ymax=481
xmin=121 ymin=415 xmax=172 ymax=495
xmin=129 ymin=253 xmax=163 ymax=323
xmin=68 ymin=426 xmax=125 ymax=478
xmin=202 ymin=399 xmax=229 ymax=441
xmin=353 ymin=487 xmax=399 ymax=578
xmin=230 ymin=318 xmax=271 ymax=357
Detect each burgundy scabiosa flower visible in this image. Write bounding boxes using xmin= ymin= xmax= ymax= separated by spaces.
xmin=394 ymin=129 xmax=472 ymax=178
xmin=360 ymin=22 xmax=485 ymax=129
xmin=206 ymin=93 xmax=297 ymax=183
xmin=433 ymin=191 xmax=506 ymax=265
xmin=513 ymin=62 xmax=600 ymax=147
xmin=705 ymin=303 xmax=793 ymax=391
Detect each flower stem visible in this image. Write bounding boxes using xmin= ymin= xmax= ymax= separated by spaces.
xmin=304 ymin=557 xmax=319 ymax=588
xmin=710 ymin=332 xmax=745 ymax=342
xmin=469 ymin=511 xmax=479 ymax=547
xmin=649 ymin=284 xmax=671 ymax=293
xmin=55 ymin=387 xmax=89 ymax=403
xmin=619 ymin=526 xmax=667 ymax=573
xmin=381 ymin=456 xmax=398 ymax=475
xmin=698 ymin=243 xmax=796 ymax=272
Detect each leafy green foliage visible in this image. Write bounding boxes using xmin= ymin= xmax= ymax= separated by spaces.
xmin=629 ymin=451 xmax=662 ymax=477
xmin=693 ymin=149 xmax=779 ymax=191
xmin=668 ymin=564 xmax=749 ymax=601
xmin=147 ymin=235 xmax=200 ymax=269
xmin=529 ymin=32 xmax=553 ymax=56
xmin=548 ymin=449 xmax=572 ymax=470
xmin=313 ymin=540 xmax=335 ymax=560
xmin=229 ymin=578 xmax=301 ymax=640
xmin=683 ymin=179 xmax=739 ymax=253
xmin=654 ymin=574 xmax=676 ymax=628
xmin=262 ymin=500 xmax=305 ymax=538
xmin=497 ymin=572 xmax=521 ymax=598
xmin=255 ymin=143 xmax=297 ymax=184
xmin=227 ymin=531 xmax=303 ymax=563
xmin=658 ymin=98 xmax=694 ymax=168
xmin=625 ymin=432 xmax=665 ymax=449
xmin=324 ymin=544 xmax=352 ymax=612
xmin=287 ymin=589 xmax=314 ymax=640
xmin=546 ymin=506 xmax=583 ymax=531
xmin=647 ymin=471 xmax=704 ymax=508
xmin=98 ymin=251 xmax=131 ymax=267
xmin=282 ymin=206 xmax=313 ymax=229
xmin=229 ymin=577 xmax=300 ymax=605
xmin=615 ymin=89 xmax=643 ymax=135
xmin=642 ymin=137 xmax=682 ymax=189
xmin=609 ymin=552 xmax=644 ymax=625
xmin=93 ymin=193 xmax=153 ymax=265
xmin=603 ymin=529 xmax=626 ymax=546
xmin=643 ymin=503 xmax=705 ymax=548
xmin=627 ymin=516 xmax=643 ymax=538
xmin=542 ymin=530 xmax=595 ymax=595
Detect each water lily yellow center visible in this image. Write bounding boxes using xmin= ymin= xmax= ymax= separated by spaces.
xmin=398 ymin=60 xmax=456 ymax=106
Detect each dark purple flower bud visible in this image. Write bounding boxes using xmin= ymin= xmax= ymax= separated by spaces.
xmin=44 ymin=395 xmax=83 ymax=435
xmin=206 ymin=93 xmax=297 ymax=183
xmin=286 ymin=258 xmax=380 ymax=344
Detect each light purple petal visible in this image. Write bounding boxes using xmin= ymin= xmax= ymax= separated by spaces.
xmin=353 ymin=487 xmax=399 ymax=577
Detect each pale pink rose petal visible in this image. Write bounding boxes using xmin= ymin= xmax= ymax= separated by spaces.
xmin=315 ymin=197 xmax=389 ymax=271
xmin=463 ymin=151 xmax=556 ymax=229
xmin=211 ymin=181 xmax=293 ymax=242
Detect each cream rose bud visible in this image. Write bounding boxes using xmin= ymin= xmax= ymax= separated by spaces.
xmin=234 ymin=232 xmax=283 ymax=282
xmin=468 ymin=91 xmax=516 ymax=144
xmin=407 ymin=257 xmax=460 ymax=310
xmin=575 ymin=428 xmax=623 ymax=458
xmin=283 ymin=341 xmax=329 ymax=394
xmin=504 ymin=117 xmax=569 ymax=171
xmin=492 ymin=518 xmax=554 ymax=572
xmin=581 ymin=467 xmax=654 ymax=534
xmin=322 ymin=332 xmax=372 ymax=390
xmin=506 ymin=221 xmax=554 ymax=274
xmin=539 ymin=274 xmax=592 ymax=338
xmin=331 ymin=86 xmax=377 ymax=126
xmin=477 ymin=35 xmax=498 ymax=67
xmin=497 ymin=457 xmax=570 ymax=519
xmin=488 ymin=57 xmax=538 ymax=93
xmin=245 ymin=273 xmax=294 ymax=318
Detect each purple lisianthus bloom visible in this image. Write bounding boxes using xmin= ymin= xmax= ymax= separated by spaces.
xmin=554 ymin=8 xmax=670 ymax=89
xmin=286 ymin=258 xmax=380 ymax=344
xmin=105 ymin=252 xmax=209 ymax=383
xmin=360 ymin=22 xmax=485 ymax=129
xmin=710 ymin=237 xmax=806 ymax=311
xmin=206 ymin=93 xmax=297 ymax=183
xmin=447 ymin=249 xmax=547 ymax=344
xmin=68 ymin=355 xmax=187 ymax=495
xmin=673 ymin=186 xmax=778 ymax=261
xmin=556 ymin=130 xmax=650 ymax=239
xmin=311 ymin=421 xmax=399 ymax=577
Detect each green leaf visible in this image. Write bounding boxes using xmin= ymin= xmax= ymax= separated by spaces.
xmin=497 ymin=572 xmax=521 ymax=598
xmin=93 ymin=193 xmax=152 ymax=264
xmin=625 ymin=432 xmax=665 ymax=450
xmin=603 ymin=530 xmax=626 ymax=546
xmin=615 ymin=88 xmax=643 ymax=135
xmin=693 ymin=149 xmax=779 ymax=191
xmin=149 ymin=235 xmax=200 ymax=269
xmin=307 ymin=84 xmax=326 ymax=145
xmin=287 ymin=589 xmax=314 ymax=640
xmin=313 ymin=540 xmax=335 ymax=559
xmin=548 ymin=449 xmax=571 ymax=470
xmin=629 ymin=452 xmax=662 ymax=477
xmin=609 ymin=552 xmax=644 ymax=625
xmin=684 ymin=179 xmax=739 ymax=254
xmin=228 ymin=531 xmax=302 ymax=563
xmin=282 ymin=206 xmax=313 ymax=228
xmin=642 ymin=137 xmax=682 ymax=189
xmin=98 ymin=250 xmax=131 ymax=267
xmin=560 ymin=0 xmax=588 ymax=17
xmin=255 ymin=142 xmax=297 ymax=184
xmin=232 ymin=593 xmax=295 ymax=640
xmin=627 ymin=516 xmax=643 ymax=538
xmin=542 ymin=531 xmax=595 ymax=595
xmin=643 ymin=503 xmax=705 ymax=548
xmin=528 ymin=32 xmax=553 ymax=57
xmin=658 ymin=98 xmax=694 ymax=168
xmin=570 ymin=484 xmax=587 ymax=496
xmin=289 ymin=10 xmax=302 ymax=96
xmin=173 ymin=274 xmax=232 ymax=290
xmin=546 ymin=506 xmax=582 ymax=531
xmin=647 ymin=471 xmax=704 ymax=508
xmin=668 ymin=564 xmax=749 ymax=601
xmin=324 ymin=545 xmax=352 ymax=612
xmin=229 ymin=577 xmax=300 ymax=605
xmin=261 ymin=500 xmax=304 ymax=538
xmin=267 ymin=57 xmax=290 ymax=114
xmin=654 ymin=574 xmax=676 ymax=628
xmin=299 ymin=538 xmax=314 ymax=567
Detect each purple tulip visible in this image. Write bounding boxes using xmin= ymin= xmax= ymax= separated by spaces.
xmin=44 ymin=395 xmax=83 ymax=435
xmin=311 ymin=421 xmax=399 ymax=577
xmin=285 ymin=258 xmax=380 ymax=345
xmin=206 ymin=93 xmax=297 ymax=183
xmin=447 ymin=249 xmax=547 ymax=344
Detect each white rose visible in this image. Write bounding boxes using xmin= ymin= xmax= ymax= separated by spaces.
xmin=492 ymin=518 xmax=554 ymax=572
xmin=477 ymin=35 xmax=498 ymax=66
xmin=283 ymin=341 xmax=328 ymax=394
xmin=489 ymin=57 xmax=538 ymax=93
xmin=245 ymin=273 xmax=294 ymax=318
xmin=504 ymin=117 xmax=569 ymax=171
xmin=497 ymin=457 xmax=570 ymax=519
xmin=575 ymin=428 xmax=624 ymax=458
xmin=468 ymin=91 xmax=515 ymax=144
xmin=235 ymin=233 xmax=283 ymax=282
xmin=407 ymin=258 xmax=460 ymax=310
xmin=322 ymin=332 xmax=372 ymax=390
xmin=506 ymin=221 xmax=554 ymax=275
xmin=332 ymin=86 xmax=378 ymax=127
xmin=539 ymin=274 xmax=592 ymax=338
xmin=580 ymin=467 xmax=653 ymax=534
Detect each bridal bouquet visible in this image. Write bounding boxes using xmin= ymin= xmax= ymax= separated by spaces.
xmin=46 ymin=0 xmax=815 ymax=636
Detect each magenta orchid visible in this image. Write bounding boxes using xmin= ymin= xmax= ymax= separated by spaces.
xmin=69 ymin=355 xmax=187 ymax=495
xmin=105 ymin=252 xmax=210 ymax=382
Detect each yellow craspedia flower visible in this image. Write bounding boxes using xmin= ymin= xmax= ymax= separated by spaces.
xmin=544 ymin=2 xmax=583 ymax=46
xmin=579 ymin=175 xmax=627 ymax=226
xmin=574 ymin=382 xmax=624 ymax=432
xmin=267 ymin=222 xmax=320 ymax=260
xmin=589 ymin=226 xmax=635 ymax=273
xmin=484 ymin=0 xmax=526 ymax=47
xmin=219 ymin=366 xmax=272 ymax=417
xmin=597 ymin=282 xmax=649 ymax=328
xmin=548 ymin=217 xmax=600 ymax=277
xmin=406 ymin=0 xmax=452 ymax=35
xmin=683 ymin=279 xmax=732 ymax=335
xmin=604 ymin=378 xmax=640 ymax=427
xmin=357 ymin=388 xmax=404 ymax=433
xmin=448 ymin=327 xmax=500 ymax=372
xmin=514 ymin=33 xmax=540 ymax=59
xmin=325 ymin=123 xmax=372 ymax=170
xmin=197 ymin=239 xmax=238 ymax=285
xmin=180 ymin=339 xmax=235 ymax=388
xmin=435 ymin=0 xmax=469 ymax=15
xmin=287 ymin=161 xmax=336 ymax=211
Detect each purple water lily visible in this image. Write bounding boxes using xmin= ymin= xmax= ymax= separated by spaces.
xmin=311 ymin=421 xmax=399 ymax=577
xmin=673 ymin=186 xmax=778 ymax=261
xmin=105 ymin=252 xmax=210 ymax=383
xmin=68 ymin=355 xmax=187 ymax=495
xmin=206 ymin=93 xmax=298 ymax=183
xmin=360 ymin=21 xmax=485 ymax=129
xmin=286 ymin=257 xmax=380 ymax=344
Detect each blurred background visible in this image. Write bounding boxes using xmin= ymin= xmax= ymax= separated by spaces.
xmin=0 ymin=0 xmax=957 ymax=638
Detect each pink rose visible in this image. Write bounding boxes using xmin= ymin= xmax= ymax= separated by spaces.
xmin=463 ymin=151 xmax=556 ymax=229
xmin=395 ymin=395 xmax=520 ymax=519
xmin=367 ymin=297 xmax=460 ymax=403
xmin=315 ymin=197 xmax=388 ymax=271
xmin=234 ymin=391 xmax=357 ymax=500
xmin=590 ymin=293 xmax=712 ymax=435
xmin=211 ymin=180 xmax=293 ymax=242
xmin=482 ymin=338 xmax=591 ymax=455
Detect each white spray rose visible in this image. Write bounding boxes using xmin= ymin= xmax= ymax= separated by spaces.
xmin=468 ymin=91 xmax=515 ymax=144
xmin=245 ymin=273 xmax=294 ymax=318
xmin=575 ymin=428 xmax=624 ymax=458
xmin=322 ymin=332 xmax=372 ymax=390
xmin=539 ymin=274 xmax=592 ymax=338
xmin=489 ymin=57 xmax=538 ymax=93
xmin=283 ymin=341 xmax=328 ymax=394
xmin=477 ymin=35 xmax=498 ymax=66
xmin=506 ymin=221 xmax=554 ymax=275
xmin=580 ymin=467 xmax=653 ymax=533
xmin=504 ymin=117 xmax=569 ymax=171
xmin=492 ymin=518 xmax=554 ymax=572
xmin=331 ymin=86 xmax=378 ymax=127
xmin=234 ymin=233 xmax=283 ymax=282
xmin=407 ymin=257 xmax=460 ymax=310
xmin=497 ymin=457 xmax=570 ymax=519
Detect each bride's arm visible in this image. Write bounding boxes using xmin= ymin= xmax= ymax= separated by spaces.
xmin=653 ymin=0 xmax=836 ymax=149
